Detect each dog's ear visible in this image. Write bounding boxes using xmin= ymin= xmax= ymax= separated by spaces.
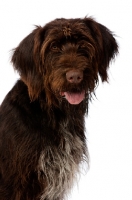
xmin=11 ymin=26 xmax=45 ymax=100
xmin=83 ymin=18 xmax=118 ymax=82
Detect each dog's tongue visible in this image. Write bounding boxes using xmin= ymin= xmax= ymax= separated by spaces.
xmin=63 ymin=91 xmax=85 ymax=105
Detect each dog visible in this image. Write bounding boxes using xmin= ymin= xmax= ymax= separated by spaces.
xmin=0 ymin=17 xmax=118 ymax=200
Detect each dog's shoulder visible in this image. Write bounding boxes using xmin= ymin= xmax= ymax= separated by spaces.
xmin=0 ymin=80 xmax=30 ymax=111
xmin=0 ymin=80 xmax=44 ymax=130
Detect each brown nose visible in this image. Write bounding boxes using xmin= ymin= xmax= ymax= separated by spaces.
xmin=66 ymin=70 xmax=83 ymax=84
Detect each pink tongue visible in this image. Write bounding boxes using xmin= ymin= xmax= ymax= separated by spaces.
xmin=63 ymin=91 xmax=85 ymax=105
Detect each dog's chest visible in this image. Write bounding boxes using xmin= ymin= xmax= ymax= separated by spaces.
xmin=37 ymin=119 xmax=85 ymax=199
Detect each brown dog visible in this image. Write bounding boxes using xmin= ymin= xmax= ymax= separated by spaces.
xmin=0 ymin=18 xmax=118 ymax=200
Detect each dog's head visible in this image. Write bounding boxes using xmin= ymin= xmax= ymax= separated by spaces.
xmin=12 ymin=18 xmax=118 ymax=107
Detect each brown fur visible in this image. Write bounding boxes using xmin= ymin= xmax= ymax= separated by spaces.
xmin=0 ymin=17 xmax=118 ymax=200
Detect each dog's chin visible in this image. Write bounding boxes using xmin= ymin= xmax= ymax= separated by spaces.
xmin=60 ymin=90 xmax=85 ymax=105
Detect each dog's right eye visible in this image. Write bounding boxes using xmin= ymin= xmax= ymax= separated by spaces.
xmin=50 ymin=43 xmax=60 ymax=52
xmin=51 ymin=46 xmax=58 ymax=50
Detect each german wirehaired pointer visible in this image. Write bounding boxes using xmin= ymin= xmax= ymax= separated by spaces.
xmin=0 ymin=17 xmax=118 ymax=200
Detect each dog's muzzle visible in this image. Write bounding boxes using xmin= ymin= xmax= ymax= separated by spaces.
xmin=60 ymin=70 xmax=85 ymax=105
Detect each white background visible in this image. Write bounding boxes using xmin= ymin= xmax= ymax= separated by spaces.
xmin=0 ymin=0 xmax=132 ymax=200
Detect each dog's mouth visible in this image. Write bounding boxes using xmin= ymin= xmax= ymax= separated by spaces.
xmin=60 ymin=90 xmax=85 ymax=105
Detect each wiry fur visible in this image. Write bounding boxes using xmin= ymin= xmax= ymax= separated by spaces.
xmin=0 ymin=17 xmax=118 ymax=200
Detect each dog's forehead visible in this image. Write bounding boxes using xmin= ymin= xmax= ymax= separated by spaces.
xmin=44 ymin=18 xmax=87 ymax=39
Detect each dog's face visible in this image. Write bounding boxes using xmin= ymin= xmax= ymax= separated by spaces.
xmin=12 ymin=18 xmax=118 ymax=107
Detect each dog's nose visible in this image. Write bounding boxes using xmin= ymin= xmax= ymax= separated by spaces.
xmin=66 ymin=70 xmax=83 ymax=84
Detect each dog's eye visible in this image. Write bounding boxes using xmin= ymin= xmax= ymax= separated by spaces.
xmin=51 ymin=46 xmax=58 ymax=50
xmin=50 ymin=43 xmax=60 ymax=52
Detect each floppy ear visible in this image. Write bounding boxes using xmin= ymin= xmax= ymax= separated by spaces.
xmin=83 ymin=18 xmax=118 ymax=82
xmin=11 ymin=26 xmax=45 ymax=100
